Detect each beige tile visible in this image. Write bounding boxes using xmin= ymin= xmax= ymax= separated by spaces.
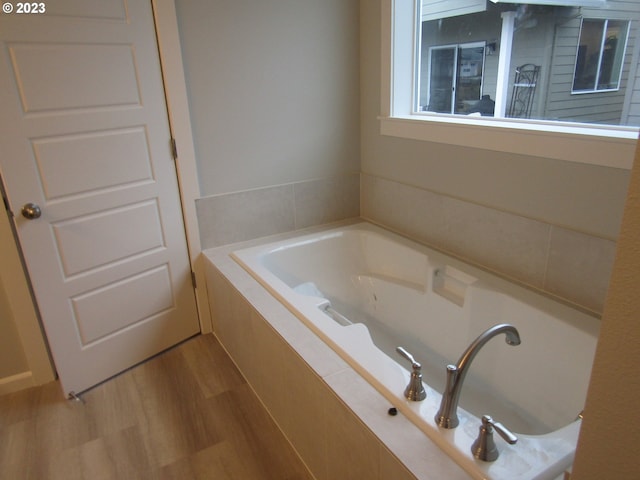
xmin=242 ymin=309 xmax=287 ymax=411
xmin=196 ymin=185 xmax=295 ymax=248
xmin=379 ymin=447 xmax=418 ymax=480
xmin=323 ymin=388 xmax=380 ymax=480
xmin=545 ymin=227 xmax=616 ymax=312
xmin=441 ymin=196 xmax=551 ymax=287
xmin=324 ymin=369 xmax=469 ymax=480
xmin=361 ymin=174 xmax=448 ymax=248
xmin=294 ymin=174 xmax=360 ymax=229
xmin=278 ymin=342 xmax=330 ymax=480
xmin=362 ymin=175 xmax=550 ymax=288
xmin=206 ymin=383 xmax=312 ymax=480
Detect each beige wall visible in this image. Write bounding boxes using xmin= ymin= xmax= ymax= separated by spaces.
xmin=0 ymin=272 xmax=29 ymax=379
xmin=0 ymin=179 xmax=54 ymax=393
xmin=175 ymin=0 xmax=360 ymax=197
xmin=175 ymin=0 xmax=362 ymax=249
xmin=572 ymin=141 xmax=640 ymax=479
xmin=0 ymin=204 xmax=29 ymax=379
xmin=361 ymin=0 xmax=631 ymax=241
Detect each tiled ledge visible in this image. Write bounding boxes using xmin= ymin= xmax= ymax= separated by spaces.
xmin=196 ymin=173 xmax=360 ymax=249
xmin=361 ymin=174 xmax=614 ymax=314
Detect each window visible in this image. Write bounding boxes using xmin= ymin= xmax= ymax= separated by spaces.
xmin=573 ymin=19 xmax=630 ymax=93
xmin=380 ymin=0 xmax=640 ymax=168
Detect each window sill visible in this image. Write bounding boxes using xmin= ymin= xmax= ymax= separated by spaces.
xmin=379 ymin=115 xmax=638 ymax=169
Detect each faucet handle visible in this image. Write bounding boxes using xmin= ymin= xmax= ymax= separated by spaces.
xmin=395 ymin=347 xmax=427 ymax=401
xmin=396 ymin=346 xmax=421 ymax=369
xmin=471 ymin=415 xmax=517 ymax=462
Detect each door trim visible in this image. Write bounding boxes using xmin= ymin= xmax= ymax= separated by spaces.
xmin=152 ymin=0 xmax=211 ymax=333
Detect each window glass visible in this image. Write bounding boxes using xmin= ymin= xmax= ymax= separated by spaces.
xmin=573 ymin=19 xmax=629 ymax=92
xmin=421 ymin=43 xmax=487 ymax=114
xmin=415 ymin=1 xmax=639 ymax=126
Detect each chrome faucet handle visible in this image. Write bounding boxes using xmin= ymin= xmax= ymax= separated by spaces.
xmin=395 ymin=347 xmax=427 ymax=401
xmin=471 ymin=415 xmax=518 ymax=462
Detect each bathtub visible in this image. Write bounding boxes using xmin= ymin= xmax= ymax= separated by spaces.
xmin=230 ymin=222 xmax=599 ymax=480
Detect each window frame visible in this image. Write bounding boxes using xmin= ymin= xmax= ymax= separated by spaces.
xmin=380 ymin=0 xmax=639 ymax=169
xmin=571 ymin=18 xmax=630 ymax=94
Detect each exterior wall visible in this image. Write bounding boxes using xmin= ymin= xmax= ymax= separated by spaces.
xmin=510 ymin=14 xmax=556 ymax=119
xmin=622 ymin=18 xmax=640 ymax=125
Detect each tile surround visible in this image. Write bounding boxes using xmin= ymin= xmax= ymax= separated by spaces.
xmin=361 ymin=174 xmax=614 ymax=314
xmin=196 ymin=173 xmax=360 ymax=249
xmin=195 ymin=171 xmax=613 ymax=313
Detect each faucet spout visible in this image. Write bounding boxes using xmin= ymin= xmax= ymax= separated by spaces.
xmin=435 ymin=323 xmax=521 ymax=429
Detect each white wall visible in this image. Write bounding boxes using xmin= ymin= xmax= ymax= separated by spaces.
xmin=174 ymin=0 xmax=360 ymax=197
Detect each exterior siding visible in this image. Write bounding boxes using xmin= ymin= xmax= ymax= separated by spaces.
xmin=622 ymin=18 xmax=640 ymax=126
xmin=544 ymin=1 xmax=640 ymax=124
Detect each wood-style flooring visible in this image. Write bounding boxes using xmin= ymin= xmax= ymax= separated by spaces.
xmin=0 ymin=334 xmax=314 ymax=480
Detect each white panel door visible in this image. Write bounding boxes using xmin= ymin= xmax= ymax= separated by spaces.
xmin=0 ymin=0 xmax=200 ymax=395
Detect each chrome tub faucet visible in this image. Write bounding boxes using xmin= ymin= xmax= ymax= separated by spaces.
xmin=434 ymin=323 xmax=521 ymax=429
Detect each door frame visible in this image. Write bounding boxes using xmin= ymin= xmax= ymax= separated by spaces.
xmin=152 ymin=0 xmax=211 ymax=333
xmin=0 ymin=0 xmax=209 ymax=392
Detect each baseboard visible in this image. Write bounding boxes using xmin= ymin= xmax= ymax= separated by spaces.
xmin=0 ymin=371 xmax=34 ymax=396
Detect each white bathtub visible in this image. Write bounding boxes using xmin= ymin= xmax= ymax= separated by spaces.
xmin=231 ymin=222 xmax=599 ymax=480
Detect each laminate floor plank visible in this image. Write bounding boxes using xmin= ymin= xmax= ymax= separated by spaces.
xmin=0 ymin=334 xmax=313 ymax=480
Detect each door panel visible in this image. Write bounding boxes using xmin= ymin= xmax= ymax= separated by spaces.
xmin=71 ymin=265 xmax=174 ymax=345
xmin=0 ymin=0 xmax=200 ymax=395
xmin=9 ymin=43 xmax=141 ymax=112
xmin=33 ymin=128 xmax=154 ymax=200
xmin=52 ymin=201 xmax=165 ymax=277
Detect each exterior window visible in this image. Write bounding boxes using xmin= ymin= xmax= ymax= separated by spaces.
xmin=573 ymin=19 xmax=630 ymax=93
xmin=413 ymin=2 xmax=640 ymax=126
xmin=380 ymin=0 xmax=640 ymax=168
